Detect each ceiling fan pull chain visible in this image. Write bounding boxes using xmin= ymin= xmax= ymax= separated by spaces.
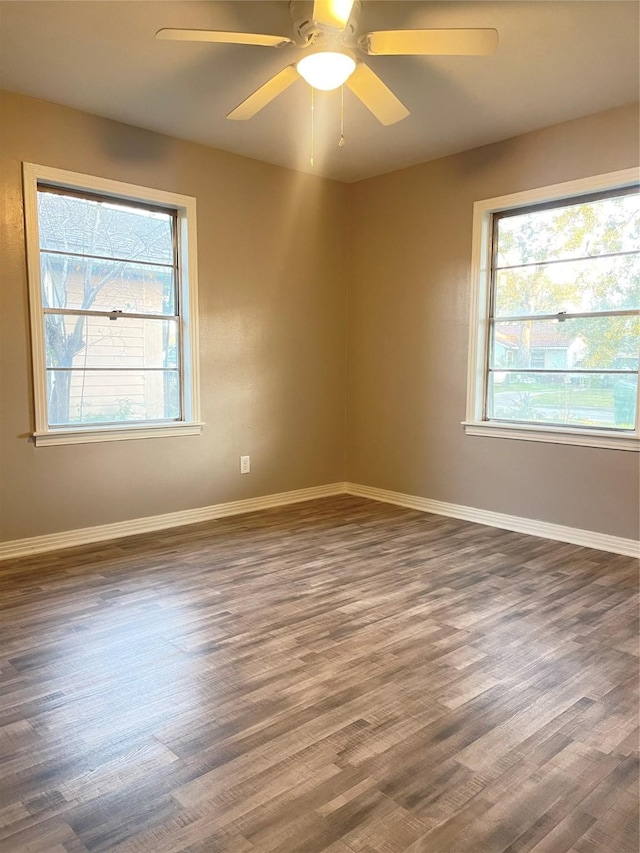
xmin=339 ymin=85 xmax=345 ymax=148
xmin=310 ymin=87 xmax=315 ymax=167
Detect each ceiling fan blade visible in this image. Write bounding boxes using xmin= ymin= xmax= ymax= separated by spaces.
xmin=312 ymin=0 xmax=355 ymax=29
xmin=156 ymin=28 xmax=294 ymax=48
xmin=362 ymin=28 xmax=499 ymax=56
xmin=345 ymin=63 xmax=409 ymax=126
xmin=227 ymin=66 xmax=300 ymax=120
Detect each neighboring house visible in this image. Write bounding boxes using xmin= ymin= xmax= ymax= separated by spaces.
xmin=42 ymin=261 xmax=173 ymax=423
xmin=494 ymin=324 xmax=586 ymax=373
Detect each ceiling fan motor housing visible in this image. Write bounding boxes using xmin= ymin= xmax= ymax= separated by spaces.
xmin=290 ymin=0 xmax=361 ymax=48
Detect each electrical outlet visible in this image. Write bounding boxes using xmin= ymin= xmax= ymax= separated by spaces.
xmin=240 ymin=455 xmax=251 ymax=474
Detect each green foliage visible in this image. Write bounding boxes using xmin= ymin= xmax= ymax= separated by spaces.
xmin=70 ymin=397 xmax=140 ymax=424
xmin=495 ymin=193 xmax=639 ymax=385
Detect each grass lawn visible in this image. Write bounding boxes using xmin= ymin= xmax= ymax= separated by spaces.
xmin=496 ymin=382 xmax=614 ymax=407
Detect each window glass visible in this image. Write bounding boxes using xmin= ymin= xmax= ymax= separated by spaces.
xmin=495 ymin=193 xmax=640 ymax=267
xmin=37 ymin=190 xmax=174 ymax=265
xmin=46 ymin=370 xmax=181 ymax=425
xmin=490 ymin=316 xmax=639 ymax=371
xmin=37 ymin=188 xmax=181 ymax=429
xmin=487 ymin=189 xmax=640 ymax=431
xmin=487 ymin=373 xmax=637 ymax=431
xmin=494 ymin=254 xmax=640 ymax=318
xmin=40 ymin=254 xmax=176 ymax=315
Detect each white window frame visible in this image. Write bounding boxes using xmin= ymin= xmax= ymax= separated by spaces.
xmin=23 ymin=163 xmax=202 ymax=446
xmin=464 ymin=168 xmax=640 ymax=452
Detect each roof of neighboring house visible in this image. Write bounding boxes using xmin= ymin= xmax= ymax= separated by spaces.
xmin=495 ymin=323 xmax=580 ymax=350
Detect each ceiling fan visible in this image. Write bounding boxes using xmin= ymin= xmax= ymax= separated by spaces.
xmin=157 ymin=0 xmax=498 ymax=125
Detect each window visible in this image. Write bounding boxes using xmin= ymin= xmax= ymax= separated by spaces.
xmin=465 ymin=169 xmax=639 ymax=451
xmin=23 ymin=164 xmax=200 ymax=445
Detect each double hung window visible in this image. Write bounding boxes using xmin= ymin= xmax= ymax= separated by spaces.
xmin=23 ymin=164 xmax=200 ymax=445
xmin=466 ymin=170 xmax=639 ymax=451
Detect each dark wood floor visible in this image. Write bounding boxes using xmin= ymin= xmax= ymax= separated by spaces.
xmin=1 ymin=496 xmax=638 ymax=853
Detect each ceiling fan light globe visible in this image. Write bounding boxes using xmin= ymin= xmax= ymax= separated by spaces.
xmin=296 ymin=51 xmax=356 ymax=91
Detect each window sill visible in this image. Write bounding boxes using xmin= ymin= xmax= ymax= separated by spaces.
xmin=32 ymin=422 xmax=204 ymax=447
xmin=462 ymin=421 xmax=639 ymax=451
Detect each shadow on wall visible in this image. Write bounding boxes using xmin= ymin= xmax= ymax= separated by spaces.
xmin=99 ymin=120 xmax=172 ymax=163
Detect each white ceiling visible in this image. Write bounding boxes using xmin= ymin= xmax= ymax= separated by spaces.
xmin=0 ymin=1 xmax=638 ymax=182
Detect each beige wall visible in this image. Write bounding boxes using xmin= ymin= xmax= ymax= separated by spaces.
xmin=0 ymin=90 xmax=349 ymax=541
xmin=1 ymin=92 xmax=638 ymax=545
xmin=347 ymin=103 xmax=640 ymax=541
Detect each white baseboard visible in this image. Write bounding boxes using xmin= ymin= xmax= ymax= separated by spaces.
xmin=345 ymin=483 xmax=639 ymax=558
xmin=0 ymin=482 xmax=346 ymax=561
xmin=3 ymin=480 xmax=637 ymax=561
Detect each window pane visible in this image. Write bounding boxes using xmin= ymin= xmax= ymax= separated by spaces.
xmin=487 ymin=373 xmax=637 ymax=430
xmin=491 ymin=316 xmax=640 ymax=371
xmin=45 ymin=315 xmax=178 ymax=369
xmin=494 ymin=253 xmax=640 ymax=317
xmin=37 ymin=190 xmax=174 ymax=265
xmin=496 ymin=192 xmax=640 ymax=268
xmin=46 ymin=369 xmax=181 ymax=426
xmin=40 ymin=254 xmax=175 ymax=315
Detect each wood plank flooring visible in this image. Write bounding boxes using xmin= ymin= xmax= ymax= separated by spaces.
xmin=0 ymin=495 xmax=638 ymax=853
